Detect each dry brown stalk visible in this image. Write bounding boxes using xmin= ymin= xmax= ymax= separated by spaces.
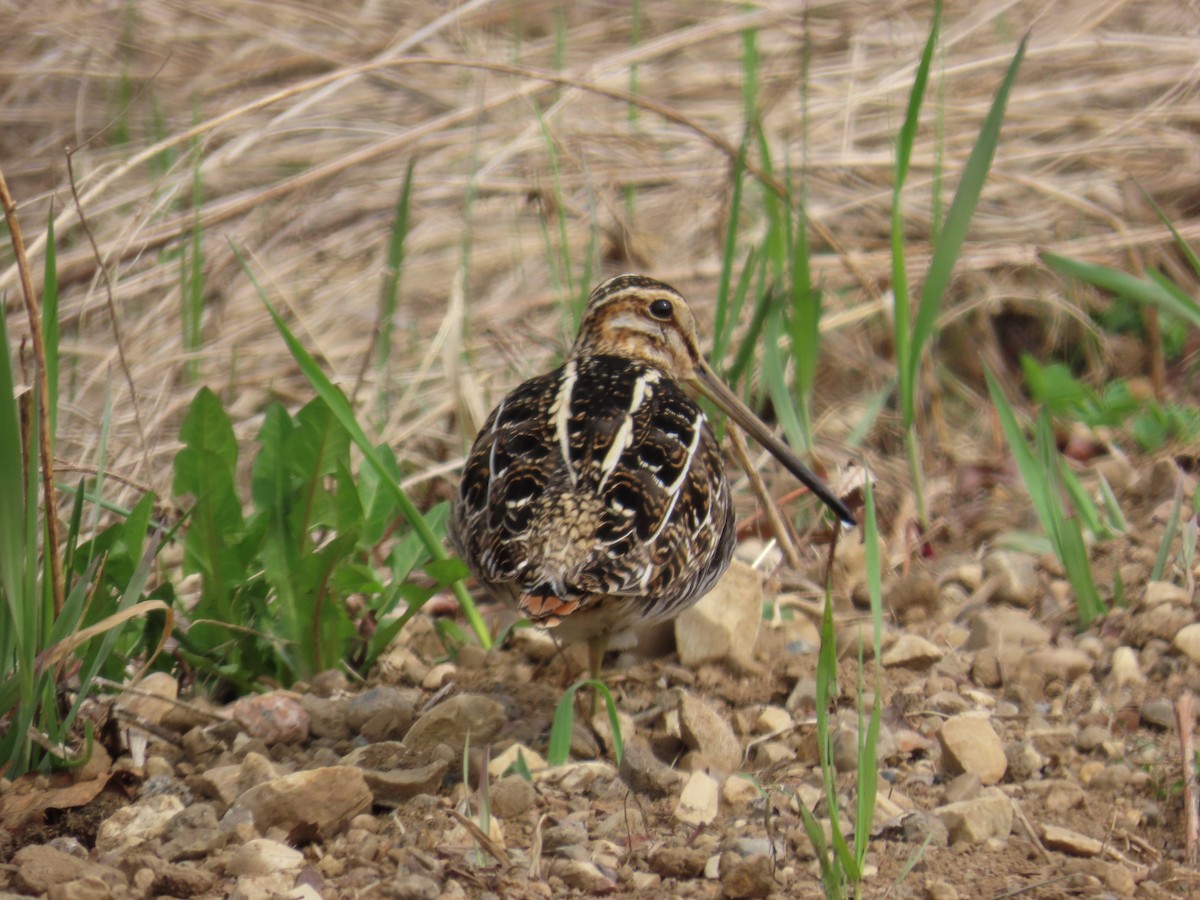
xmin=0 ymin=165 xmax=64 ymax=615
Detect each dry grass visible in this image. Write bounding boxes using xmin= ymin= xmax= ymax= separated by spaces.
xmin=3 ymin=0 xmax=1199 ymax=516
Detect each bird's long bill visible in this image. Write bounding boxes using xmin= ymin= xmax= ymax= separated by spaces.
xmin=694 ymin=363 xmax=857 ymax=527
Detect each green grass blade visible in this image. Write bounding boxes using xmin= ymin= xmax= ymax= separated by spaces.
xmin=1042 ymin=253 xmax=1200 ymax=331
xmin=377 ymin=160 xmax=416 ymax=373
xmin=1151 ymin=478 xmax=1184 ymax=583
xmin=908 ymin=31 xmax=1027 ymax=394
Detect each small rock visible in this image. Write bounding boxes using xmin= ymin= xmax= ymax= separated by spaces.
xmin=548 ymin=859 xmax=617 ymax=892
xmin=236 ymin=751 xmax=280 ymax=795
xmin=541 ymin=821 xmax=587 ymax=852
xmin=230 ymin=766 xmax=372 ymax=835
xmin=965 ymin=607 xmax=1050 ymax=650
xmin=619 ymin=735 xmax=685 ymax=796
xmin=226 ymin=838 xmax=305 ymax=876
xmin=1141 ymin=698 xmax=1176 ymax=729
xmin=754 ymin=706 xmax=793 ymax=734
xmin=388 ymin=873 xmax=441 ymax=900
xmin=941 ymin=772 xmax=982 ymax=804
xmin=938 ymin=714 xmax=1007 ymax=785
xmin=885 ymin=571 xmax=939 ymax=622
xmin=401 ymin=694 xmax=506 ymax=757
xmin=1173 ymin=623 xmax=1200 ymax=665
xmin=650 ymin=847 xmax=709 ymax=879
xmin=187 ymin=763 xmax=242 ymax=807
xmin=230 ymin=692 xmax=310 ymax=744
xmin=674 ymin=770 xmax=719 ymax=826
xmin=882 ymin=634 xmax=944 ymax=669
xmin=934 ymin=794 xmax=1013 ymax=844
xmin=343 ymin=685 xmax=419 ymax=738
xmin=983 ymin=551 xmax=1039 ymax=606
xmin=900 ymin=812 xmax=949 ymax=847
xmin=488 ymin=743 xmax=548 ymax=779
xmin=161 ymin=803 xmax=226 ymax=861
xmin=489 ymin=775 xmax=537 ymax=819
xmin=422 ymin=662 xmax=457 ymax=689
xmin=1026 ymin=648 xmax=1092 ymax=682
xmin=1075 ymin=725 xmax=1110 ymax=754
xmin=1109 ymin=646 xmax=1144 ymax=688
xmin=359 ymin=761 xmax=449 ymax=807
xmin=96 ymin=794 xmax=185 ymax=854
xmin=46 ymin=875 xmax=112 ymax=900
xmin=12 ymin=845 xmax=115 ymax=895
xmin=675 ymin=560 xmax=763 ymax=667
xmin=723 ymin=776 xmax=760 ymax=808
xmin=719 ymin=853 xmax=775 ymax=898
xmin=925 ymin=878 xmax=959 ymax=900
xmin=677 ymin=691 xmax=742 ymax=772
xmin=1040 ymin=824 xmax=1102 ymax=857
xmin=299 ymin=695 xmax=352 ymax=741
xmin=1143 ymin=581 xmax=1191 ymax=607
xmin=1084 ymin=762 xmax=1132 ymax=792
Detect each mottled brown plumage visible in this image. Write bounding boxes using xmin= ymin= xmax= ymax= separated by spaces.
xmin=449 ymin=274 xmax=853 ymax=677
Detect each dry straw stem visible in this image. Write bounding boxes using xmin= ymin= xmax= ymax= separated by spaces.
xmin=1 ymin=0 xmax=1198 ymax=518
xmin=0 ymin=166 xmax=63 ymax=614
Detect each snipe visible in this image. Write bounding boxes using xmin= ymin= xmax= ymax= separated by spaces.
xmin=449 ymin=274 xmax=854 ymax=679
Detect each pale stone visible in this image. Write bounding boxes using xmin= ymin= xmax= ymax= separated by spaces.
xmin=755 ymin=705 xmax=793 ymax=735
xmin=488 ymin=743 xmax=548 ymax=779
xmin=231 ymin=766 xmax=371 ymax=834
xmin=674 ymin=771 xmax=720 ymax=826
xmin=95 ymin=794 xmax=184 ymax=854
xmin=1040 ymin=824 xmax=1102 ymax=857
xmin=677 ymin=690 xmax=742 ymax=772
xmin=938 ymin=714 xmax=1007 ymax=785
xmin=675 ymin=560 xmax=763 ymax=667
xmin=1173 ymin=623 xmax=1200 ymax=665
xmin=881 ymin=634 xmax=944 ymax=669
xmin=1109 ymin=646 xmax=1145 ymax=687
xmin=226 ymin=838 xmax=305 ymax=876
xmin=1142 ymin=580 xmax=1191 ymax=607
xmin=965 ymin=607 xmax=1050 ymax=650
xmin=934 ymin=794 xmax=1013 ymax=844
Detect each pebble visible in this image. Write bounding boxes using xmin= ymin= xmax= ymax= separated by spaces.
xmin=489 ymin=743 xmax=548 ymax=779
xmin=1143 ymin=580 xmax=1191 ymax=607
xmin=755 ymin=705 xmax=793 ymax=734
xmin=490 ymin=774 xmax=537 ymax=819
xmin=983 ymin=550 xmax=1039 ymax=606
xmin=1109 ymin=646 xmax=1144 ymax=688
xmin=675 ymin=560 xmax=763 ymax=668
xmin=225 ymin=838 xmax=305 ymax=876
xmin=401 ymin=693 xmax=507 ymax=757
xmin=934 ymin=794 xmax=1013 ymax=844
xmin=1040 ymin=824 xmax=1103 ymax=857
xmin=161 ymin=802 xmax=226 ymax=861
xmin=619 ymin=735 xmax=685 ymax=796
xmin=938 ymin=714 xmax=1007 ymax=785
xmin=96 ymin=794 xmax=184 ymax=854
xmin=965 ymin=607 xmax=1050 ymax=650
xmin=941 ymin=772 xmax=982 ymax=804
xmin=677 ymin=691 xmax=743 ymax=773
xmin=881 ymin=634 xmax=944 ymax=669
xmin=1141 ymin=697 xmax=1175 ymax=729
xmin=230 ymin=692 xmax=310 ymax=744
xmin=673 ymin=770 xmax=720 ymax=826
xmin=1074 ymin=724 xmax=1111 ymax=753
xmin=719 ymin=853 xmax=776 ymax=898
xmin=12 ymin=845 xmax=120 ymax=895
xmin=1172 ymin=623 xmax=1200 ymax=665
xmin=229 ymin=765 xmax=372 ymax=834
xmin=1026 ymin=647 xmax=1092 ymax=682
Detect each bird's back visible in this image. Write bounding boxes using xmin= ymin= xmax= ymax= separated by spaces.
xmin=450 ymin=353 xmax=735 ymax=634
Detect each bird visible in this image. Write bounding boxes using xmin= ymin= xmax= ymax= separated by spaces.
xmin=449 ymin=274 xmax=855 ymax=682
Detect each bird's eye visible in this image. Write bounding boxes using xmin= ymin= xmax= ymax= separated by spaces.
xmin=648 ymin=298 xmax=674 ymax=320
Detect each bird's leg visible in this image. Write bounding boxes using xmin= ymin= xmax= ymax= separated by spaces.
xmin=587 ymin=634 xmax=609 ymax=719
